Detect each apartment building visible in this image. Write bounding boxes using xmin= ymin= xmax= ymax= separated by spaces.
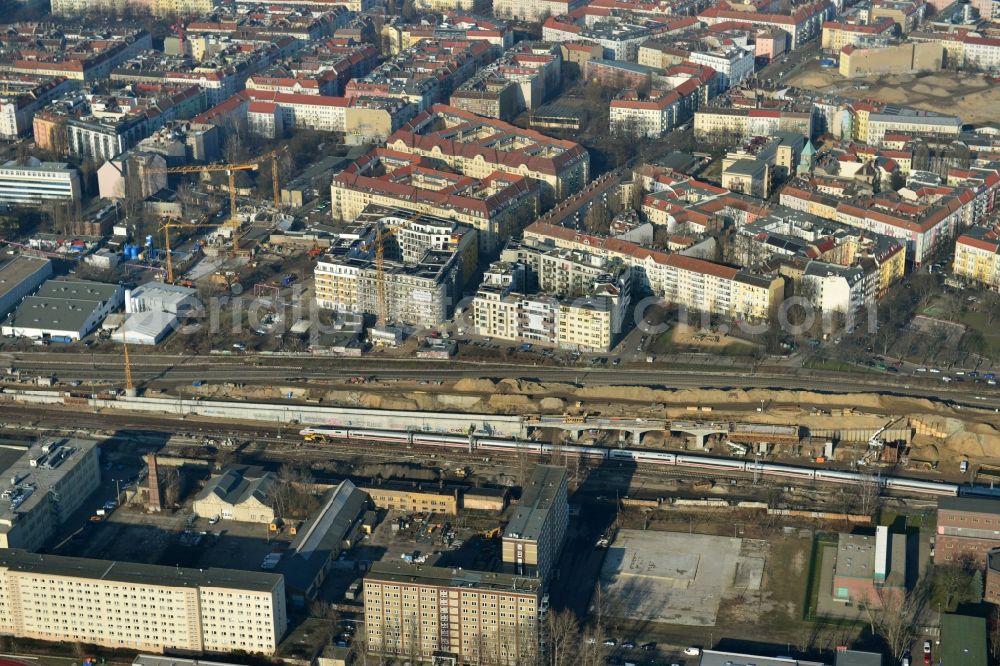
xmin=698 ymin=0 xmax=834 ymax=48
xmin=314 ymin=210 xmax=477 ymax=327
xmin=451 ymin=43 xmax=561 ymax=121
xmin=0 ymin=77 xmax=75 ymax=140
xmin=821 ymin=19 xmax=896 ymax=51
xmin=0 ymin=438 xmax=100 ymax=552
xmin=871 ymin=0 xmax=926 ymax=32
xmin=935 ymin=497 xmax=1000 ymax=566
xmin=694 ymin=107 xmax=814 ymax=142
xmin=610 ymin=89 xmax=682 ymax=138
xmin=1 ymin=31 xmax=152 ymax=82
xmin=779 ymin=170 xmax=1000 ymax=266
xmin=345 ymin=39 xmax=494 ymax=112
xmin=688 ymin=47 xmax=754 ymax=88
xmin=493 ymin=0 xmax=584 ymax=21
xmin=472 ymin=254 xmax=632 ymax=352
xmin=503 ymin=465 xmax=568 ymax=581
xmin=0 ymin=159 xmax=81 ymax=205
xmin=0 ymin=550 xmax=287 ymax=654
xmin=364 ymin=562 xmax=544 ymax=665
xmin=542 ymin=17 xmax=662 ymax=61
xmin=51 ymin=0 xmax=216 ymax=16
xmin=865 ymin=106 xmax=960 ymax=146
xmin=330 ymin=149 xmax=539 ymax=253
xmin=953 ymin=226 xmax=1000 ymax=291
xmin=658 ymin=254 xmax=785 ymax=321
xmin=386 ymin=105 xmax=590 ymax=203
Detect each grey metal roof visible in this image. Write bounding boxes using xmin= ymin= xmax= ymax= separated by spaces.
xmin=278 ymin=480 xmax=368 ymax=593
xmin=0 ymin=549 xmax=282 ymax=592
xmin=834 ymin=649 xmax=882 ymax=666
xmin=505 ymin=465 xmax=566 ymax=542
xmin=0 ymin=255 xmax=51 ymax=302
xmin=699 ymin=650 xmax=825 ymax=666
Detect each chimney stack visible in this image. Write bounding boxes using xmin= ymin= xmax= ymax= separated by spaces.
xmin=147 ymin=452 xmax=162 ymax=512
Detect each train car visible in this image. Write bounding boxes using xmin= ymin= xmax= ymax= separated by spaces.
xmin=412 ymin=433 xmax=467 ymax=448
xmin=350 ymin=428 xmax=410 ymax=443
xmin=814 ymin=469 xmax=869 ymax=485
xmin=555 ymin=444 xmax=607 ymax=460
xmin=676 ymin=455 xmax=748 ymax=471
xmin=478 ymin=438 xmax=529 ymax=451
xmin=755 ymin=462 xmax=817 ymax=480
xmin=299 ymin=427 xmax=348 ymax=442
xmin=886 ymin=477 xmax=959 ymax=496
xmin=628 ymin=450 xmax=677 ymax=465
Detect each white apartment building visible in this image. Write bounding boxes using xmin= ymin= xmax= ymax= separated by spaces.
xmin=0 ymin=160 xmax=81 ymax=205
xmin=610 ymin=89 xmax=681 ymax=138
xmin=494 ymin=0 xmax=582 ymax=21
xmin=801 ymin=261 xmax=876 ymax=317
xmin=658 ymin=254 xmax=784 ymax=321
xmin=0 ymin=550 xmax=287 ymax=654
xmin=688 ymin=47 xmax=755 ymax=88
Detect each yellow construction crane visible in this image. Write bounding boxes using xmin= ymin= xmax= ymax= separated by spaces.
xmin=123 ymin=342 xmax=134 ymax=395
xmin=147 ymin=147 xmax=288 ymax=257
xmin=159 ymin=221 xmax=225 ymax=284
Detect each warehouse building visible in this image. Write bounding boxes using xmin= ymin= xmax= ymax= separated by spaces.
xmin=362 ymin=479 xmax=459 ymax=514
xmin=277 ymin=480 xmax=369 ymax=605
xmin=0 ymin=549 xmax=287 ymax=654
xmin=0 ymin=437 xmax=101 ymax=552
xmin=112 ymin=281 xmax=201 ymax=345
xmin=503 ymin=464 xmax=568 ymax=580
xmin=2 ymin=278 xmax=123 ymax=341
xmin=0 ymin=254 xmax=52 ymax=318
xmin=193 ymin=465 xmax=276 ymax=524
xmin=364 ymin=561 xmax=544 ymax=665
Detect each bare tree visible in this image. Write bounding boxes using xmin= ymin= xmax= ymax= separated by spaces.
xmin=856 ymin=471 xmax=883 ymax=518
xmin=546 ymin=608 xmax=579 ymax=666
xmin=863 ymin=582 xmax=926 ymax=662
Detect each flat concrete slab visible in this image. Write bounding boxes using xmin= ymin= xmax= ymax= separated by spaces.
xmin=599 ymin=530 xmax=763 ymax=626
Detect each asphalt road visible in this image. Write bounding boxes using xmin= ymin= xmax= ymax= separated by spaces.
xmin=3 ymin=350 xmax=1000 ymax=410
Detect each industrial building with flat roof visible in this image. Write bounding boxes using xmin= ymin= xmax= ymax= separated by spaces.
xmin=0 ymin=254 xmax=52 ymax=319
xmin=0 ymin=437 xmax=101 ymax=552
xmin=0 ymin=549 xmax=287 ymax=654
xmin=503 ymin=464 xmax=568 ymax=579
xmin=364 ymin=560 xmax=544 ymax=666
xmin=2 ymin=278 xmax=123 ymax=341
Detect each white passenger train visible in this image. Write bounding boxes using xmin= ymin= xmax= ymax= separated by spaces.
xmin=299 ymin=426 xmax=967 ymax=497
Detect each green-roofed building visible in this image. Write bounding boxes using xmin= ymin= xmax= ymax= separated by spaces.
xmin=940 ymin=613 xmax=987 ymax=666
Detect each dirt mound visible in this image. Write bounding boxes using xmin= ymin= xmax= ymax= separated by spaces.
xmin=453 ymin=378 xmax=497 ymax=393
xmin=539 ymin=397 xmax=565 ymax=412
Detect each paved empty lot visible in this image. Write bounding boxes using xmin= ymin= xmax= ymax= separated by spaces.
xmin=599 ymin=530 xmax=765 ymax=626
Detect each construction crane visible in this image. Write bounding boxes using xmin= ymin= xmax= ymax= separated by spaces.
xmin=123 ymin=342 xmax=135 ymax=396
xmin=159 ymin=221 xmax=224 ymax=284
xmin=147 ymin=147 xmax=288 ymax=257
